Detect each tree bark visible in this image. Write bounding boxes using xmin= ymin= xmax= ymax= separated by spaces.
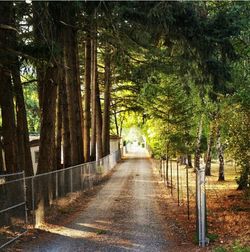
xmin=84 ymin=26 xmax=91 ymax=162
xmin=32 ymin=2 xmax=47 ymax=112
xmin=113 ymin=102 xmax=119 ymax=136
xmin=0 ymin=2 xmax=18 ymax=174
xmin=33 ymin=2 xmax=62 ymax=225
xmin=61 ymin=59 xmax=71 ymax=168
xmin=102 ymin=46 xmax=111 ymax=156
xmin=205 ymin=122 xmax=214 ymax=176
xmin=12 ymin=59 xmax=34 ymax=176
xmin=187 ymin=154 xmax=193 ymax=168
xmin=90 ymin=35 xmax=97 ymax=161
xmin=119 ymin=114 xmax=125 ymax=137
xmin=64 ymin=2 xmax=83 ymax=165
xmin=64 ymin=12 xmax=83 ymax=165
xmin=194 ymin=115 xmax=203 ymax=171
xmin=72 ymin=26 xmax=84 ymax=164
xmin=96 ymin=76 xmax=103 ymax=160
xmin=216 ymin=126 xmax=225 ymax=181
xmin=36 ymin=67 xmax=57 ymax=174
xmin=0 ymin=137 xmax=4 ymax=173
xmin=237 ymin=161 xmax=249 ymax=190
xmin=55 ymin=84 xmax=62 ymax=170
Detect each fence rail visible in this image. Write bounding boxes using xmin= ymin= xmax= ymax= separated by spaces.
xmin=152 ymin=158 xmax=196 ymax=216
xmin=0 ymin=149 xmax=122 ymax=249
xmin=0 ymin=171 xmax=27 ymax=250
xmin=152 ymin=157 xmax=208 ymax=247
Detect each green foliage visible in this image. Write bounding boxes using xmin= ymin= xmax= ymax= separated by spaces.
xmin=213 ymin=243 xmax=250 ymax=252
xmin=139 ymin=72 xmax=196 ymax=157
xmin=8 ymin=0 xmax=250 ymax=191
xmin=207 ymin=233 xmax=219 ymax=242
xmin=214 ymin=247 xmax=227 ymax=252
xmin=22 ymin=77 xmax=40 ymax=133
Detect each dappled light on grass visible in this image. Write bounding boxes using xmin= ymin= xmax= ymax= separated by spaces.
xmin=152 ymin=159 xmax=250 ymax=249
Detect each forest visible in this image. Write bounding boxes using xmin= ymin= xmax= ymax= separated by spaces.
xmin=0 ymin=1 xmax=250 ymax=250
xmin=0 ymin=1 xmax=249 ymax=189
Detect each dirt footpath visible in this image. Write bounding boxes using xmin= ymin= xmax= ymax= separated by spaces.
xmin=16 ymin=148 xmax=198 ymax=252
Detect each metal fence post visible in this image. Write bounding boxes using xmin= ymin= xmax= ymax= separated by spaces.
xmin=197 ymin=167 xmax=206 ymax=247
xmin=31 ymin=176 xmax=35 ymax=227
xmin=170 ymin=159 xmax=173 ymax=195
xmin=166 ymin=156 xmax=169 ymax=186
xmin=186 ymin=165 xmax=190 ymax=220
xmin=163 ymin=160 xmax=165 ymax=183
xmin=88 ymin=164 xmax=91 ymax=189
xmin=177 ymin=161 xmax=180 ymax=206
xmin=22 ymin=171 xmax=28 ymax=228
xmin=201 ymin=168 xmax=206 ymax=247
xmin=80 ymin=166 xmax=83 ymax=190
xmin=55 ymin=172 xmax=58 ymax=199
xmin=164 ymin=160 xmax=167 ymax=185
xmin=160 ymin=160 xmax=162 ymax=177
xmin=70 ymin=169 xmax=73 ymax=193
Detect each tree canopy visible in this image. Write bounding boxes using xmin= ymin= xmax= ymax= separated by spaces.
xmin=0 ymin=1 xmax=249 ymax=189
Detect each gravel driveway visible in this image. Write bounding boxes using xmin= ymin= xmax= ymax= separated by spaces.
xmin=22 ymin=148 xmax=184 ymax=252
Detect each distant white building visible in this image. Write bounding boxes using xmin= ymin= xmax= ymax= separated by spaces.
xmin=29 ymin=136 xmax=40 ymax=175
xmin=110 ymin=135 xmax=122 ymax=153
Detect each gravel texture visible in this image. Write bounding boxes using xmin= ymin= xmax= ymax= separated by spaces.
xmin=19 ymin=147 xmax=194 ymax=252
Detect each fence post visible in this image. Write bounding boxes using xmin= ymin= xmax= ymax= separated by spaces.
xmin=88 ymin=164 xmax=92 ymax=189
xmin=55 ymin=172 xmax=58 ymax=199
xmin=70 ymin=169 xmax=73 ymax=193
xmin=186 ymin=165 xmax=190 ymax=220
xmin=163 ymin=160 xmax=166 ymax=183
xmin=81 ymin=166 xmax=83 ymax=190
xmin=22 ymin=171 xmax=28 ymax=227
xmin=170 ymin=159 xmax=173 ymax=195
xmin=196 ymin=167 xmax=207 ymax=247
xmin=177 ymin=161 xmax=180 ymax=206
xmin=160 ymin=160 xmax=162 ymax=177
xmin=166 ymin=156 xmax=169 ymax=186
xmin=164 ymin=160 xmax=167 ymax=185
xmin=31 ymin=176 xmax=35 ymax=227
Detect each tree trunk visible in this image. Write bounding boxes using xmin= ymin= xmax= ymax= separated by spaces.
xmin=90 ymin=35 xmax=97 ymax=161
xmin=102 ymin=46 xmax=111 ymax=156
xmin=0 ymin=137 xmax=4 ymax=173
xmin=11 ymin=58 xmax=34 ymax=209
xmin=96 ymin=76 xmax=103 ymax=160
xmin=0 ymin=2 xmax=18 ymax=174
xmin=113 ymin=103 xmax=119 ymax=136
xmin=64 ymin=38 xmax=79 ymax=167
xmin=72 ymin=27 xmax=84 ymax=164
xmin=36 ymin=67 xmax=57 ymax=174
xmin=84 ymin=27 xmax=91 ymax=162
xmin=205 ymin=122 xmax=214 ymax=176
xmin=61 ymin=60 xmax=71 ymax=168
xmin=55 ymin=85 xmax=62 ymax=170
xmin=194 ymin=115 xmax=203 ymax=171
xmin=12 ymin=60 xmax=34 ymax=176
xmin=187 ymin=154 xmax=193 ymax=168
xmin=216 ymin=126 xmax=225 ymax=181
xmin=64 ymin=7 xmax=84 ymax=165
xmin=33 ymin=3 xmax=57 ymax=226
xmin=32 ymin=2 xmax=47 ymax=113
xmin=237 ymin=161 xmax=250 ymax=190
